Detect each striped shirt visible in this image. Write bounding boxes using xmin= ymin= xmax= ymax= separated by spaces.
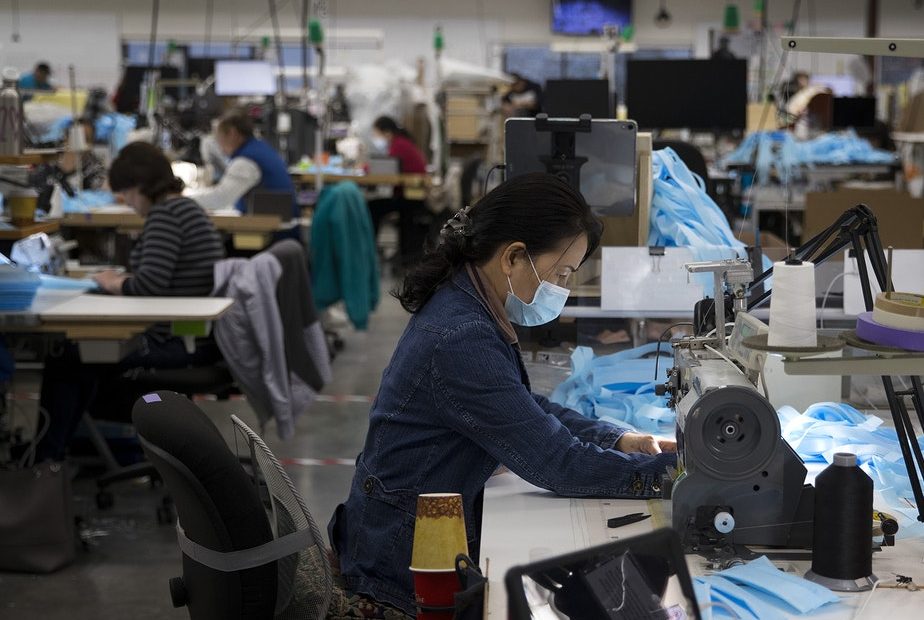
xmin=123 ymin=196 xmax=224 ymax=298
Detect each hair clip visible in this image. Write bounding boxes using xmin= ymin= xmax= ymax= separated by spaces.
xmin=440 ymin=205 xmax=473 ymax=240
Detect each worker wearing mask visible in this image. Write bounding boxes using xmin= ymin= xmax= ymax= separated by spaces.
xmin=367 ymin=116 xmax=428 ymax=268
xmin=328 ymin=173 xmax=676 ymax=618
xmin=18 ymin=62 xmax=55 ymax=94
xmin=193 ymin=111 xmax=299 ymax=224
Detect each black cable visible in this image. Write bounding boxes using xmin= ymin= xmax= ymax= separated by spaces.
xmin=267 ymin=0 xmax=287 ymax=99
xmin=653 ymin=322 xmax=695 ymax=382
xmin=301 ymin=0 xmax=310 ymax=92
xmin=204 ymin=0 xmax=214 ymax=57
xmin=11 ymin=0 xmax=20 ymax=43
xmin=148 ymin=0 xmax=160 ymax=69
xmin=483 ymin=164 xmax=506 ymax=197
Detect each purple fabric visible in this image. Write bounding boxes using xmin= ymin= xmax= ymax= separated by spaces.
xmin=142 ymin=393 xmax=162 ymax=403
xmin=856 ymin=312 xmax=924 ymax=352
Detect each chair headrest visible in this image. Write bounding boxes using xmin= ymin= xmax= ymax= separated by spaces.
xmin=132 ymin=391 xmax=273 ymax=553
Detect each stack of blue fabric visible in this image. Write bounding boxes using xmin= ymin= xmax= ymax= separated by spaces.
xmin=723 ymin=130 xmax=896 ymax=186
xmin=0 ymin=266 xmax=41 ymax=311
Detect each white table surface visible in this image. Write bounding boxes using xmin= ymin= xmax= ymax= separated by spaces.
xmin=37 ymin=294 xmax=233 ymax=322
xmin=481 ymin=472 xmax=924 ymax=619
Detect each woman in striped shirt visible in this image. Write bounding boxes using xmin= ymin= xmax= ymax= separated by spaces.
xmin=36 ymin=143 xmax=226 ymax=462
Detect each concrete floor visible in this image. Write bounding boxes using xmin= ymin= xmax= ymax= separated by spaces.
xmin=0 ymin=284 xmax=411 ymax=620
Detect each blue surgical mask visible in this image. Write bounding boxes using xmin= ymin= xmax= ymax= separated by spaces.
xmin=504 ymin=253 xmax=570 ymax=327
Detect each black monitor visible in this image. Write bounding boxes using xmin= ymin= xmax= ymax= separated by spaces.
xmin=505 ymin=116 xmax=637 ymax=217
xmin=626 ymin=59 xmax=747 ymax=130
xmin=545 ymin=79 xmax=612 ymax=119
xmin=832 ymin=96 xmax=877 ymax=129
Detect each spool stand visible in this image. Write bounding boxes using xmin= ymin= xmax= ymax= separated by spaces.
xmin=745 ymin=204 xmax=924 ymax=524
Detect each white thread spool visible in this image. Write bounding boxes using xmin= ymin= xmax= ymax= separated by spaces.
xmin=768 ymin=259 xmax=818 ymax=348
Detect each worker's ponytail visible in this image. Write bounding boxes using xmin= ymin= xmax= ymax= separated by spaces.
xmin=394 ymin=173 xmax=602 ymax=313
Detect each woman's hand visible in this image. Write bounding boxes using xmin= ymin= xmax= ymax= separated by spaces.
xmin=616 ymin=432 xmax=677 ymax=455
xmin=92 ymin=270 xmax=128 ymax=295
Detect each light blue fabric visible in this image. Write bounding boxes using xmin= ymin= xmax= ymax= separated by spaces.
xmin=778 ymin=401 xmax=924 ymax=538
xmin=550 ymin=343 xmax=675 ymax=434
xmin=649 ymin=148 xmax=774 ymax=290
xmin=61 ymin=189 xmax=116 ymax=213
xmin=722 ymin=130 xmax=896 ymax=186
xmin=693 ymin=580 xmax=713 ymax=620
xmin=719 ymin=556 xmax=840 ymax=614
xmin=38 ymin=274 xmax=96 ymax=290
xmin=94 ymin=114 xmax=136 ymax=154
xmin=650 ymin=148 xmax=747 ymax=253
xmin=695 ymin=575 xmax=786 ymax=620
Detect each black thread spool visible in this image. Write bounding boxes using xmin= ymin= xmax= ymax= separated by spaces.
xmin=805 ymin=453 xmax=877 ymax=591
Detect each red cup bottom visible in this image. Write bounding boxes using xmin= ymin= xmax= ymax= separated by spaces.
xmin=412 ymin=569 xmax=460 ymax=620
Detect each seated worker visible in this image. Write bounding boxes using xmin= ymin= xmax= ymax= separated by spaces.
xmin=367 ymin=116 xmax=428 ymax=268
xmin=35 ymin=142 xmax=225 ymax=462
xmin=328 ymin=173 xmax=676 ymax=617
xmin=18 ymin=61 xmax=55 ymax=94
xmin=192 ymin=111 xmax=300 ymax=223
xmin=501 ymin=73 xmax=542 ymax=117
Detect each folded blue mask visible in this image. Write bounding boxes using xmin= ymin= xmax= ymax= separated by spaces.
xmin=718 ymin=556 xmax=840 ymax=614
xmin=696 ymin=575 xmax=786 ymax=620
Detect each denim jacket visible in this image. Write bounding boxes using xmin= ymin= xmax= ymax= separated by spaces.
xmin=328 ymin=269 xmax=676 ymax=615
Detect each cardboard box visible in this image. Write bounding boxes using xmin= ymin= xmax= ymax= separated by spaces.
xmin=899 ymin=92 xmax=924 ymax=133
xmin=446 ymin=96 xmax=482 ymax=114
xmin=803 ymin=189 xmax=924 ymax=260
xmin=446 ymin=114 xmax=482 ymax=141
xmin=747 ymin=102 xmax=784 ymax=134
xmin=600 ymin=132 xmax=652 ymax=247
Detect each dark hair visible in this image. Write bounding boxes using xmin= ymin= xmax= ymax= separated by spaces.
xmin=373 ymin=116 xmax=412 ymax=140
xmin=394 ymin=172 xmax=602 ymax=313
xmin=109 ymin=142 xmax=184 ymax=202
xmin=217 ymin=111 xmax=255 ymax=139
xmin=36 ymin=62 xmax=51 ymax=75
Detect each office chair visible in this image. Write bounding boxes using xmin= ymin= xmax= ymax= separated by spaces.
xmin=134 ymin=390 xmax=333 ymax=619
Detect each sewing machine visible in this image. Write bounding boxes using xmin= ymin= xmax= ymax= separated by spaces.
xmin=661 ymin=259 xmax=815 ymax=554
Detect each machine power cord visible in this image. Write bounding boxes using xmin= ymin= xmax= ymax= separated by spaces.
xmin=653 ymin=322 xmax=695 ymax=382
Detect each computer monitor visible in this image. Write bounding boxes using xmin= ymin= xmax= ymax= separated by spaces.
xmin=505 ymin=529 xmax=702 ymax=620
xmin=551 ymin=0 xmax=632 ymax=36
xmin=545 ymin=80 xmax=612 ymax=119
xmin=214 ymin=60 xmax=277 ymax=97
xmin=626 ymin=59 xmax=747 ymax=130
xmin=832 ymin=96 xmax=877 ymax=129
xmin=505 ymin=116 xmax=637 ymax=217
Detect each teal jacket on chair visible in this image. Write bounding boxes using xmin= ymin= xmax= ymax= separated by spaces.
xmin=310 ymin=182 xmax=379 ymax=329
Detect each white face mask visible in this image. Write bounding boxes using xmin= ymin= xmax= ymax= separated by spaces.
xmin=371 ymin=136 xmax=388 ymax=153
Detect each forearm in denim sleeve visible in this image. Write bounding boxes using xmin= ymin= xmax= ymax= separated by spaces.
xmin=531 ymin=393 xmax=629 ymax=449
xmin=431 ymin=322 xmax=674 ymax=497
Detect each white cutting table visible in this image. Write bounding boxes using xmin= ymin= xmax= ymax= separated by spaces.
xmin=482 ymin=472 xmax=924 ymax=619
xmin=0 ymin=291 xmax=233 ymax=361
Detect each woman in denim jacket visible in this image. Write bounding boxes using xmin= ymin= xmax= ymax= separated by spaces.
xmin=328 ymin=173 xmax=677 ymax=618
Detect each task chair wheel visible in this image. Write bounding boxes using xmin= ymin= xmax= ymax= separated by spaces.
xmin=95 ymin=490 xmax=114 ymax=510
xmin=168 ymin=577 xmax=189 ymax=608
